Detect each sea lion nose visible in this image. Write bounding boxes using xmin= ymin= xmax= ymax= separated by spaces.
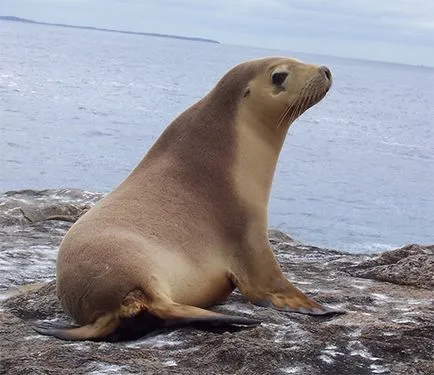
xmin=320 ymin=66 xmax=332 ymax=81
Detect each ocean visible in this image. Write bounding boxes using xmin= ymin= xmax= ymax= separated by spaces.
xmin=1 ymin=20 xmax=433 ymax=253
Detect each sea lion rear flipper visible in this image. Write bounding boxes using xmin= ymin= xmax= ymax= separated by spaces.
xmin=32 ymin=314 xmax=120 ymax=341
xmin=150 ymin=303 xmax=261 ymax=328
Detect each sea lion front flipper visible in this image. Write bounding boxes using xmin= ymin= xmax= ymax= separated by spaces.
xmin=232 ymin=244 xmax=345 ymax=317
xmin=32 ymin=314 xmax=120 ymax=341
xmin=234 ymin=273 xmax=345 ymax=316
xmin=149 ymin=302 xmax=261 ymax=328
xmin=253 ymin=295 xmax=345 ymax=316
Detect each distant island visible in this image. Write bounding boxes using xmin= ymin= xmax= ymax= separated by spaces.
xmin=0 ymin=16 xmax=220 ymax=44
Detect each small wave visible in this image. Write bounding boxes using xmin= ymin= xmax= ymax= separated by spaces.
xmin=380 ymin=141 xmax=423 ymax=149
xmin=379 ymin=140 xmax=432 ymax=161
xmin=4 ymin=159 xmax=22 ymax=165
xmin=6 ymin=142 xmax=23 ymax=149
xmin=90 ymin=110 xmax=111 ymax=117
xmin=84 ymin=130 xmax=113 ymax=137
xmin=103 ymin=81 xmax=123 ymax=88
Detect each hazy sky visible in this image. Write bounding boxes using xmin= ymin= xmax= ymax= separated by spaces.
xmin=2 ymin=0 xmax=434 ymax=66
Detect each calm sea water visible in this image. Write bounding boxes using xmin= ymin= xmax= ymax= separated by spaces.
xmin=1 ymin=21 xmax=433 ymax=252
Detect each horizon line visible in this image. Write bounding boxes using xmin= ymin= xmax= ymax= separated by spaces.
xmin=2 ymin=14 xmax=433 ymax=69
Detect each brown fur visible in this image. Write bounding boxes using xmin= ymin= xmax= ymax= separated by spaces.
xmin=33 ymin=57 xmax=341 ymax=341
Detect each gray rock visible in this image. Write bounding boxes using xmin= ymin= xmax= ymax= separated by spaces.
xmin=0 ymin=189 xmax=103 ymax=226
xmin=0 ymin=190 xmax=433 ymax=374
xmin=347 ymin=244 xmax=434 ymax=289
xmin=0 ymin=189 xmax=103 ymax=292
xmin=268 ymin=229 xmax=300 ymax=246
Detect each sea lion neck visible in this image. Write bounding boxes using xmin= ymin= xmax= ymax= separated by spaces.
xmin=233 ymin=106 xmax=289 ymax=211
xmin=135 ymin=63 xmax=259 ymax=168
xmin=125 ymin=68 xmax=258 ymax=237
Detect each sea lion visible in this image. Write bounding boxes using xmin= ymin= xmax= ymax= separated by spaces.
xmin=33 ymin=56 xmax=339 ymax=341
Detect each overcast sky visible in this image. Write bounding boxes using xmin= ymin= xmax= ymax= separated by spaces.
xmin=2 ymin=0 xmax=434 ymax=66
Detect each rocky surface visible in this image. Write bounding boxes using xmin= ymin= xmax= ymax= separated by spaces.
xmin=0 ymin=189 xmax=433 ymax=375
xmin=347 ymin=244 xmax=434 ymax=290
xmin=0 ymin=189 xmax=103 ymax=293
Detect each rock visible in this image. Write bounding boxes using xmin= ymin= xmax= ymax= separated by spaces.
xmin=0 ymin=189 xmax=103 ymax=292
xmin=268 ymin=229 xmax=300 ymax=246
xmin=0 ymin=189 xmax=103 ymax=226
xmin=2 ymin=239 xmax=433 ymax=374
xmin=0 ymin=189 xmax=433 ymax=374
xmin=347 ymin=244 xmax=434 ymax=290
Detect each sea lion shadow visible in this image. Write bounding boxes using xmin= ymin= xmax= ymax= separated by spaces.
xmin=104 ymin=311 xmax=254 ymax=343
xmin=105 ymin=306 xmax=346 ymax=342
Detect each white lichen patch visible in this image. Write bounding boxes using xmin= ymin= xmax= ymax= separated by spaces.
xmin=391 ymin=317 xmax=418 ymax=324
xmin=289 ymin=280 xmax=312 ymax=285
xmin=319 ymin=343 xmax=344 ymax=364
xmin=364 ymin=305 xmax=381 ymax=312
xmin=371 ymin=293 xmax=392 ymax=302
xmin=348 ymin=341 xmax=381 ymax=361
xmin=163 ymin=360 xmax=177 ymax=367
xmin=39 ymin=316 xmax=62 ymax=323
xmin=351 ymin=278 xmax=376 ymax=288
xmin=126 ymin=331 xmax=184 ymax=349
xmin=87 ymin=363 xmax=128 ymax=375
xmin=220 ymin=304 xmax=255 ymax=315
xmin=25 ymin=334 xmax=49 ymax=341
xmin=319 ymin=354 xmax=334 ymax=364
xmin=370 ymin=363 xmax=390 ymax=374
xmin=350 ymin=349 xmax=380 ymax=360
xmin=325 ymin=344 xmax=338 ymax=350
xmin=93 ymin=343 xmax=116 ymax=350
xmin=281 ymin=367 xmax=302 ymax=374
xmin=321 ymin=344 xmax=344 ymax=357
xmin=395 ymin=305 xmax=420 ymax=313
xmin=350 ymin=283 xmax=368 ymax=290
xmin=406 ymin=299 xmax=425 ymax=305
xmin=262 ymin=322 xmax=291 ymax=343
xmin=64 ymin=342 xmax=90 ymax=351
xmin=263 ymin=322 xmax=307 ymax=345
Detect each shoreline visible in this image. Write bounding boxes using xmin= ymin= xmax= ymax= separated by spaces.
xmin=0 ymin=187 xmax=428 ymax=254
xmin=0 ymin=15 xmax=220 ymax=44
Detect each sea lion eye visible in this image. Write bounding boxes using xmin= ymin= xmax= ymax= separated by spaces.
xmin=272 ymin=72 xmax=288 ymax=86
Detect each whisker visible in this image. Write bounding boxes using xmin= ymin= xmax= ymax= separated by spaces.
xmin=275 ymin=103 xmax=293 ymax=130
xmin=285 ymin=102 xmax=298 ymax=128
xmin=289 ymin=93 xmax=307 ymax=125
xmin=275 ymin=96 xmax=297 ymax=130
xmin=274 ymin=78 xmax=327 ymax=131
xmin=280 ymin=83 xmax=310 ymax=129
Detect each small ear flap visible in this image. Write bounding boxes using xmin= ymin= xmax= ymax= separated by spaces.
xmin=243 ymin=87 xmax=251 ymax=98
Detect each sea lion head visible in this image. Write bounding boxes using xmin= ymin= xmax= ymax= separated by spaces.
xmin=242 ymin=57 xmax=332 ymax=130
xmin=210 ymin=57 xmax=332 ymax=132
